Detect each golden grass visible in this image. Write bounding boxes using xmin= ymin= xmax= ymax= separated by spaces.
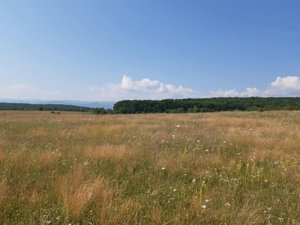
xmin=85 ymin=144 xmax=129 ymax=160
xmin=59 ymin=167 xmax=91 ymax=218
xmin=1 ymin=110 xmax=300 ymax=224
xmin=58 ymin=166 xmax=113 ymax=220
xmin=37 ymin=151 xmax=61 ymax=167
xmin=0 ymin=178 xmax=7 ymax=203
xmin=0 ymin=151 xmax=5 ymax=163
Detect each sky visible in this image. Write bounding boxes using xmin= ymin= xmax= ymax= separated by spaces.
xmin=1 ymin=0 xmax=300 ymax=101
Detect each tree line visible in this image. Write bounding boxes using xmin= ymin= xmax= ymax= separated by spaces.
xmin=3 ymin=97 xmax=300 ymax=114
xmin=111 ymin=97 xmax=300 ymax=114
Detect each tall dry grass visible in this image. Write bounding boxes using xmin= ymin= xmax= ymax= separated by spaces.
xmin=0 ymin=111 xmax=300 ymax=224
xmin=85 ymin=144 xmax=129 ymax=160
xmin=0 ymin=178 xmax=7 ymax=203
xmin=58 ymin=166 xmax=114 ymax=221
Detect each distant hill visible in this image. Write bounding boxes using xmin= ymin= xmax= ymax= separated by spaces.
xmin=0 ymin=99 xmax=115 ymax=109
xmin=35 ymin=100 xmax=115 ymax=109
xmin=0 ymin=102 xmax=91 ymax=111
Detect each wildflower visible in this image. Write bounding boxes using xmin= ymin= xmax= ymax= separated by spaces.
xmin=278 ymin=217 xmax=284 ymax=223
xmin=176 ymin=124 xmax=181 ymax=128
xmin=224 ymin=202 xmax=231 ymax=207
xmin=205 ymin=149 xmax=209 ymax=152
xmin=205 ymin=199 xmax=210 ymax=203
xmin=161 ymin=167 xmax=166 ymax=170
xmin=192 ymin=178 xmax=196 ymax=183
xmin=196 ymin=140 xmax=200 ymax=143
xmin=173 ymin=188 xmax=177 ymax=192
xmin=83 ymin=161 xmax=90 ymax=166
xmin=201 ymin=205 xmax=207 ymax=209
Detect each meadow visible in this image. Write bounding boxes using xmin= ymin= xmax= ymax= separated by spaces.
xmin=0 ymin=111 xmax=300 ymax=225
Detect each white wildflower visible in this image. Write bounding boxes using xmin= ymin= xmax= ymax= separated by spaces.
xmin=224 ymin=202 xmax=231 ymax=207
xmin=83 ymin=161 xmax=90 ymax=166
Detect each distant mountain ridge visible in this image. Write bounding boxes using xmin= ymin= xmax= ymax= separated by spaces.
xmin=0 ymin=102 xmax=91 ymax=111
xmin=0 ymin=99 xmax=115 ymax=109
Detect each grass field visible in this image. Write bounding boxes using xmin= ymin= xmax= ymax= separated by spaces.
xmin=0 ymin=111 xmax=300 ymax=225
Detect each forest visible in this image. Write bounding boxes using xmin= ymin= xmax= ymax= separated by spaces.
xmin=113 ymin=97 xmax=300 ymax=114
xmin=3 ymin=97 xmax=300 ymax=114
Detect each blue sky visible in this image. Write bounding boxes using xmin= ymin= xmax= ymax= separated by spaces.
xmin=1 ymin=0 xmax=300 ymax=101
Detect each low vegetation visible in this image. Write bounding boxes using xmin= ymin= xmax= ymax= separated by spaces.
xmin=0 ymin=111 xmax=300 ymax=224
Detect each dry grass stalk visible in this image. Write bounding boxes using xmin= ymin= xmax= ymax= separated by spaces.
xmin=0 ymin=151 xmax=5 ymax=163
xmin=95 ymin=179 xmax=114 ymax=224
xmin=58 ymin=167 xmax=113 ymax=220
xmin=0 ymin=179 xmax=8 ymax=203
xmin=38 ymin=151 xmax=60 ymax=167
xmin=85 ymin=144 xmax=128 ymax=160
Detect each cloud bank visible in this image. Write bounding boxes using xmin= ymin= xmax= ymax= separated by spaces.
xmin=90 ymin=75 xmax=300 ymax=101
xmin=2 ymin=75 xmax=300 ymax=101
xmin=89 ymin=75 xmax=196 ymax=101
xmin=211 ymin=76 xmax=300 ymax=98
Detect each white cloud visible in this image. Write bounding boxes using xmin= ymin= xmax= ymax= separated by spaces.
xmin=90 ymin=75 xmax=300 ymax=101
xmin=211 ymin=88 xmax=262 ymax=97
xmin=270 ymin=76 xmax=300 ymax=90
xmin=3 ymin=75 xmax=300 ymax=102
xmin=243 ymin=87 xmax=261 ymax=96
xmin=121 ymin=75 xmax=161 ymax=90
xmin=267 ymin=76 xmax=300 ymax=96
xmin=210 ymin=89 xmax=240 ymax=97
xmin=89 ymin=75 xmax=196 ymax=101
xmin=210 ymin=76 xmax=300 ymax=98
